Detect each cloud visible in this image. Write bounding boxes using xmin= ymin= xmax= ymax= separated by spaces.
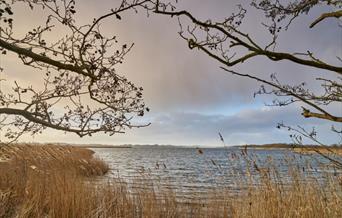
xmin=22 ymin=104 xmax=339 ymax=147
xmin=3 ymin=0 xmax=340 ymax=145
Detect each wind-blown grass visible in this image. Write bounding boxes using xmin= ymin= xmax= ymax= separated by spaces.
xmin=0 ymin=144 xmax=341 ymax=217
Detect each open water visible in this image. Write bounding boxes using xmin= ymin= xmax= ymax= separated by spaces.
xmin=92 ymin=146 xmax=342 ymax=200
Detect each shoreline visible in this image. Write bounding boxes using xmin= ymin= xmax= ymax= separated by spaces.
xmin=78 ymin=145 xmax=132 ymax=149
xmin=234 ymin=144 xmax=342 ymax=155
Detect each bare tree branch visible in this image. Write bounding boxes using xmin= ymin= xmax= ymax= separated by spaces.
xmin=154 ymin=3 xmax=342 ymax=74
xmin=0 ymin=39 xmax=91 ymax=78
xmin=310 ymin=10 xmax=342 ymax=28
xmin=221 ymin=68 xmax=342 ymax=123
xmin=0 ymin=0 xmax=152 ymax=142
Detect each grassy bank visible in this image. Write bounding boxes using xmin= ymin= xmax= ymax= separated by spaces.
xmin=293 ymin=146 xmax=342 ymax=155
xmin=0 ymin=144 xmax=109 ymax=217
xmin=0 ymin=144 xmax=341 ymax=217
xmin=237 ymin=144 xmax=342 ymax=155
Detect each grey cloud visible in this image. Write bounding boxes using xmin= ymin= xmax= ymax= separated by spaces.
xmin=4 ymin=0 xmax=340 ymax=145
xmin=19 ymin=104 xmax=339 ymax=146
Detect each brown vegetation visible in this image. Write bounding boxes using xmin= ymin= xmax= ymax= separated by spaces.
xmin=293 ymin=147 xmax=342 ymax=155
xmin=0 ymin=144 xmax=341 ymax=217
xmin=0 ymin=144 xmax=109 ymax=217
xmin=239 ymin=144 xmax=342 ymax=156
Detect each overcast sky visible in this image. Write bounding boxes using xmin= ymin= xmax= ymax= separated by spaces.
xmin=1 ymin=0 xmax=341 ymax=146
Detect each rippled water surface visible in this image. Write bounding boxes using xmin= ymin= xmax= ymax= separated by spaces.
xmin=92 ymin=146 xmax=341 ymax=199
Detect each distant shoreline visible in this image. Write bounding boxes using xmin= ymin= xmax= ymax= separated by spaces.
xmin=77 ymin=145 xmax=132 ymax=149
xmin=234 ymin=144 xmax=342 ymax=155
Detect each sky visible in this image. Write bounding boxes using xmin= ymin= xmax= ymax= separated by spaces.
xmin=1 ymin=0 xmax=341 ymax=146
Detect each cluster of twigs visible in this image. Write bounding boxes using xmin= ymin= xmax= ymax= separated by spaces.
xmin=0 ymin=0 xmax=153 ymax=142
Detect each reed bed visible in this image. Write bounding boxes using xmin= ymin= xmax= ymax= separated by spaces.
xmin=0 ymin=144 xmax=341 ymax=218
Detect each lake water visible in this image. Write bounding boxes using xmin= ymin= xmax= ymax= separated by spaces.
xmin=92 ymin=146 xmax=342 ymax=200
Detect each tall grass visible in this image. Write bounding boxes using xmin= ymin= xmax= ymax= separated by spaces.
xmin=0 ymin=144 xmax=341 ymax=217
